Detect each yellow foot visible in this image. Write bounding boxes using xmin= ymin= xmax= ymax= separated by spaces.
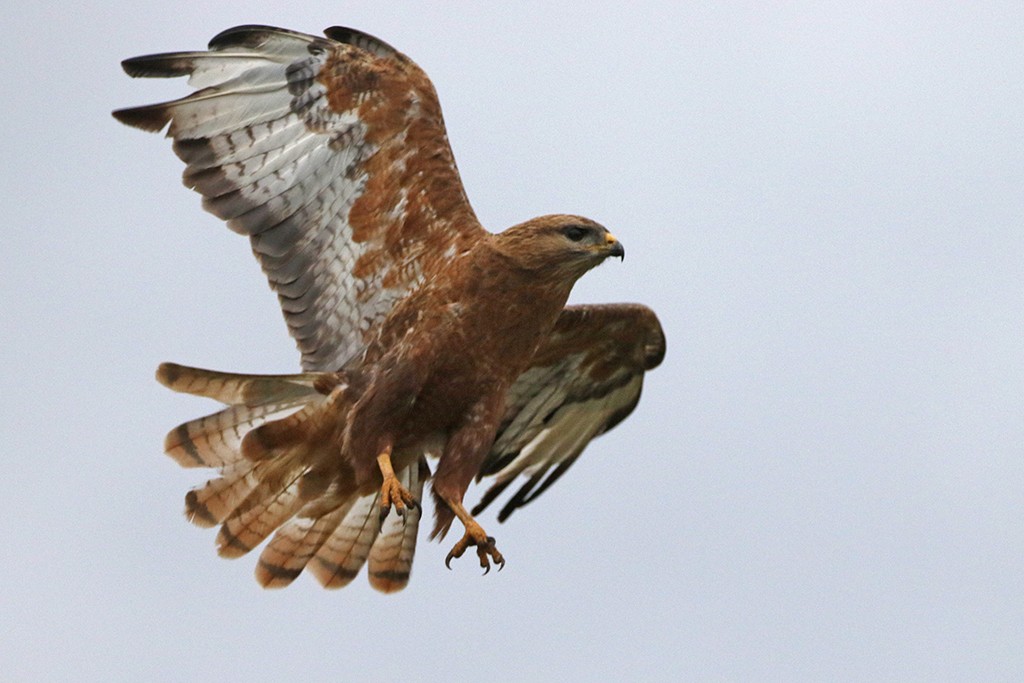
xmin=379 ymin=476 xmax=419 ymax=523
xmin=445 ymin=519 xmax=505 ymax=574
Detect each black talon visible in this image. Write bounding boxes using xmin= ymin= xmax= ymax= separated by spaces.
xmin=445 ymin=529 xmax=503 ymax=574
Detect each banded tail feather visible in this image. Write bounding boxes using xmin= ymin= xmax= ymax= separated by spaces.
xmin=368 ymin=458 xmax=429 ymax=593
xmin=158 ymin=362 xmax=326 ymax=467
xmin=215 ymin=453 xmax=310 ymax=559
xmin=256 ymin=498 xmax=352 ymax=588
xmin=185 ymin=461 xmax=260 ymax=528
xmin=156 ymin=362 xmax=428 ymax=592
xmin=308 ymin=492 xmax=383 ymax=589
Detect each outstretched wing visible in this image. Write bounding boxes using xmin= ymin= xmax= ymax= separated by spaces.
xmin=473 ymin=304 xmax=666 ymax=521
xmin=114 ymin=25 xmax=485 ymax=371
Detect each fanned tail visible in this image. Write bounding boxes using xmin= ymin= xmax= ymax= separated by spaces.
xmin=157 ymin=361 xmax=427 ymax=591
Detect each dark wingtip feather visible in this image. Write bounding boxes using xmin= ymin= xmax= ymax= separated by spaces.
xmin=172 ymin=138 xmax=217 ymax=167
xmin=323 ymin=26 xmax=400 ymax=58
xmin=497 ymin=474 xmax=543 ymax=523
xmin=208 ymin=24 xmax=306 ymax=50
xmin=496 ymin=461 xmax=581 ymax=523
xmin=111 ymin=103 xmax=171 ymax=133
xmin=644 ymin=326 xmax=666 ymax=370
xmin=121 ymin=53 xmax=196 ymax=78
xmin=471 ymin=477 xmax=515 ymax=517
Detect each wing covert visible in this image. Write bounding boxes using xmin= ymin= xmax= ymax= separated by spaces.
xmin=114 ymin=25 xmax=485 ymax=371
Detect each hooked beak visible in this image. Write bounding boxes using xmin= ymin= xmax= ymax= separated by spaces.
xmin=605 ymin=232 xmax=625 ymax=260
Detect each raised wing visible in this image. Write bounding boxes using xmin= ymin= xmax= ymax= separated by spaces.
xmin=114 ymin=25 xmax=485 ymax=371
xmin=472 ymin=304 xmax=666 ymax=521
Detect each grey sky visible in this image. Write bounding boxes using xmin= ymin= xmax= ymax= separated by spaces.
xmin=4 ymin=2 xmax=1022 ymax=680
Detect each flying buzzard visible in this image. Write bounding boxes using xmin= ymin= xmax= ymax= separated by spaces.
xmin=114 ymin=25 xmax=665 ymax=592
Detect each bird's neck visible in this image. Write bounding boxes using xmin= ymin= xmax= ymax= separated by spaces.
xmin=461 ymin=241 xmax=576 ymax=317
xmin=421 ymin=241 xmax=575 ymax=367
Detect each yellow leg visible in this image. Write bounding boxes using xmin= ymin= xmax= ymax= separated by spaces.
xmin=377 ymin=446 xmax=419 ymax=523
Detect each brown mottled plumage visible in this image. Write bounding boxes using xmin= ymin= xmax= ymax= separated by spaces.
xmin=115 ymin=25 xmax=664 ymax=591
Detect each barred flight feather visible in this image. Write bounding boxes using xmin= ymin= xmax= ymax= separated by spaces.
xmin=115 ymin=24 xmax=485 ymax=372
xmin=474 ymin=305 xmax=665 ymax=520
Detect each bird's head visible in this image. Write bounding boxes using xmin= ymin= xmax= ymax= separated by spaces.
xmin=492 ymin=214 xmax=624 ymax=279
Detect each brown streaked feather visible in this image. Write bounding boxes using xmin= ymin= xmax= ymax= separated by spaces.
xmin=215 ymin=456 xmax=308 ymax=558
xmin=255 ymin=500 xmax=351 ymax=588
xmin=156 ymin=362 xmax=323 ymax=405
xmin=159 ymin=362 xmax=327 ymax=468
xmin=114 ymin=25 xmax=487 ymax=371
xmin=184 ymin=461 xmax=260 ymax=528
xmin=240 ymin=378 xmax=354 ymax=467
xmin=239 ymin=403 xmax=317 ymax=461
xmin=308 ymin=491 xmax=382 ymax=589
xmin=164 ymin=403 xmax=301 ymax=469
xmin=157 ymin=359 xmax=368 ymax=581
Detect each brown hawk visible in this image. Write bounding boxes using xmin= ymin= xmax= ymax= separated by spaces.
xmin=114 ymin=24 xmax=665 ymax=592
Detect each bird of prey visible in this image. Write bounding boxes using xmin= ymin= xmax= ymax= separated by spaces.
xmin=114 ymin=24 xmax=665 ymax=592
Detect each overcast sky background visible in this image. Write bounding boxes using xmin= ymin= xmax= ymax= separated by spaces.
xmin=3 ymin=2 xmax=1022 ymax=681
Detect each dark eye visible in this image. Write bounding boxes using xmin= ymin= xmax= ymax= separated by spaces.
xmin=562 ymin=226 xmax=589 ymax=242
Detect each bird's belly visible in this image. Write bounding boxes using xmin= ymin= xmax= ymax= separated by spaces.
xmin=399 ymin=368 xmax=494 ymax=443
